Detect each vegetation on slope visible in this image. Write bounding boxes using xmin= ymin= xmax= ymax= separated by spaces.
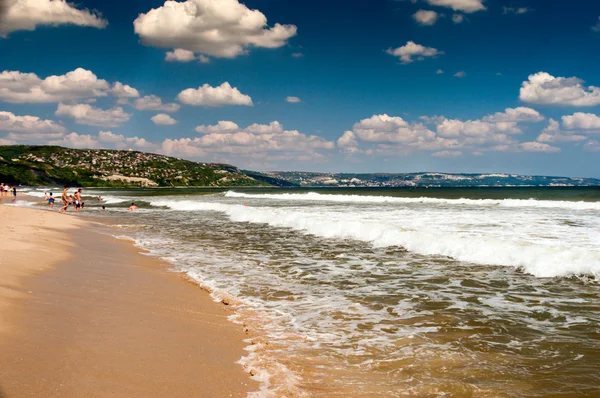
xmin=0 ymin=146 xmax=274 ymax=187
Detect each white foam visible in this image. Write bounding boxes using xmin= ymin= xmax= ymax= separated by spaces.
xmin=150 ymin=199 xmax=600 ymax=279
xmin=225 ymin=191 xmax=600 ymax=211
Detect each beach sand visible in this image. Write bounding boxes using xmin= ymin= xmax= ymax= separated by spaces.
xmin=0 ymin=205 xmax=257 ymax=397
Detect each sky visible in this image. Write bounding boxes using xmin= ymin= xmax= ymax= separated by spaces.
xmin=1 ymin=0 xmax=600 ymax=177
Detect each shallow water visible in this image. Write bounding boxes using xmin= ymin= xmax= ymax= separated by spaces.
xmin=21 ymin=187 xmax=600 ymax=397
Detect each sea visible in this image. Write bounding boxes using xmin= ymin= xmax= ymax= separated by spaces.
xmin=18 ymin=186 xmax=600 ymax=397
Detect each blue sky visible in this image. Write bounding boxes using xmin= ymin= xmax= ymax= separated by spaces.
xmin=1 ymin=0 xmax=600 ymax=176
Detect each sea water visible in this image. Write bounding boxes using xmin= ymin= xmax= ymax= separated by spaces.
xmin=22 ymin=187 xmax=600 ymax=397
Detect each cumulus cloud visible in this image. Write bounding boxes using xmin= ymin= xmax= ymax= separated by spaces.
xmin=536 ymin=113 xmax=600 ymax=143
xmin=134 ymin=95 xmax=180 ymax=112
xmin=177 ymin=82 xmax=253 ymax=106
xmin=413 ymin=10 xmax=439 ymax=26
xmin=561 ymin=112 xmax=600 ymax=130
xmin=339 ymin=107 xmax=548 ymax=157
xmin=163 ymin=120 xmax=334 ymax=162
xmin=133 ymin=0 xmax=297 ymax=59
xmin=112 ymin=82 xmax=140 ymax=98
xmin=454 ymin=71 xmax=466 ymax=78
xmin=196 ymin=120 xmax=240 ymax=134
xmin=151 ymin=113 xmax=178 ymax=125
xmin=432 ymin=150 xmax=462 ymax=157
xmin=426 ymin=0 xmax=486 ymax=13
xmin=593 ymin=17 xmax=600 ymax=32
xmin=291 ymin=52 xmax=304 ymax=58
xmin=0 ymin=68 xmax=140 ymax=105
xmin=517 ymin=142 xmax=560 ymax=153
xmin=55 ymin=103 xmax=131 ymax=127
xmin=436 ymin=69 xmax=444 ymax=74
xmin=0 ymin=68 xmax=111 ymax=103
xmin=387 ymin=41 xmax=443 ymax=64
xmin=286 ymin=96 xmax=301 ymax=103
xmin=0 ymin=111 xmax=66 ymax=142
xmin=337 ymin=131 xmax=360 ymax=153
xmin=519 ymin=72 xmax=600 ymax=106
xmin=482 ymin=107 xmax=544 ymax=123
xmin=165 ymin=49 xmax=210 ymax=63
xmin=165 ymin=48 xmax=196 ymax=62
xmin=0 ymin=0 xmax=107 ymax=37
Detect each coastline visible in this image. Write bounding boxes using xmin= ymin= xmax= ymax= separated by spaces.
xmin=0 ymin=205 xmax=258 ymax=397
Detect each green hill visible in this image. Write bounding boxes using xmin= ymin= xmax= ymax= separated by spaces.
xmin=0 ymin=145 xmax=287 ymax=188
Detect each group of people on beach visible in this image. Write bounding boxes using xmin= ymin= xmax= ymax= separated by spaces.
xmin=45 ymin=186 xmax=139 ymax=213
xmin=0 ymin=183 xmax=17 ymax=200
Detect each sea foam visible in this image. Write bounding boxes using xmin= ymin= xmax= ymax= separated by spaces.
xmin=225 ymin=191 xmax=600 ymax=211
xmin=150 ymin=199 xmax=600 ymax=279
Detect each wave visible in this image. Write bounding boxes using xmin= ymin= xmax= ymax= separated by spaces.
xmin=150 ymin=199 xmax=600 ymax=279
xmin=225 ymin=191 xmax=600 ymax=211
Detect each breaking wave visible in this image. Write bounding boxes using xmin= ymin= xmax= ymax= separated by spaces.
xmin=150 ymin=199 xmax=600 ymax=279
xmin=225 ymin=191 xmax=600 ymax=211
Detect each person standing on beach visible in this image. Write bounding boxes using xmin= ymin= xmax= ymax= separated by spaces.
xmin=12 ymin=186 xmax=16 ymax=201
xmin=48 ymin=192 xmax=55 ymax=209
xmin=73 ymin=188 xmax=83 ymax=212
xmin=59 ymin=186 xmax=70 ymax=213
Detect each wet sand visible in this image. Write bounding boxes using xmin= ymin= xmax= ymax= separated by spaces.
xmin=0 ymin=206 xmax=257 ymax=397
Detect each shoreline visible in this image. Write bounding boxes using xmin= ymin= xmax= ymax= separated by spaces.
xmin=0 ymin=205 xmax=258 ymax=397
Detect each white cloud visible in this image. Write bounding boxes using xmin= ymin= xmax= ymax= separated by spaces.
xmin=292 ymin=52 xmax=304 ymax=58
xmin=482 ymin=107 xmax=544 ymax=123
xmin=164 ymin=49 xmax=210 ymax=64
xmin=0 ymin=0 xmax=107 ymax=37
xmin=337 ymin=131 xmax=360 ymax=153
xmin=134 ymin=95 xmax=180 ymax=112
xmin=387 ymin=41 xmax=443 ymax=64
xmin=55 ymin=103 xmax=131 ymax=127
xmin=0 ymin=68 xmax=111 ymax=103
xmin=584 ymin=140 xmax=600 ymax=151
xmin=134 ymin=0 xmax=297 ymax=59
xmin=0 ymin=111 xmax=66 ymax=142
xmin=452 ymin=14 xmax=465 ymax=23
xmin=151 ymin=113 xmax=178 ymax=125
xmin=98 ymin=131 xmax=125 ymax=143
xmin=561 ymin=112 xmax=600 ymax=130
xmin=536 ymin=113 xmax=600 ymax=143
xmin=177 ymin=82 xmax=253 ymax=106
xmin=112 ymin=82 xmax=140 ymax=98
xmin=340 ymin=108 xmax=548 ymax=157
xmin=413 ymin=10 xmax=439 ymax=26
xmin=519 ymin=72 xmax=600 ymax=106
xmin=96 ymin=131 xmax=156 ymax=150
xmin=518 ymin=142 xmax=560 ymax=153
xmin=426 ymin=0 xmax=486 ymax=13
xmin=286 ymin=96 xmax=301 ymax=103
xmin=196 ymin=121 xmax=240 ymax=134
xmin=432 ymin=150 xmax=462 ymax=157
xmin=503 ymin=7 xmax=532 ymax=14
xmin=50 ymin=132 xmax=100 ymax=149
xmin=436 ymin=69 xmax=444 ymax=74
xmin=165 ymin=48 xmax=197 ymax=62
xmin=454 ymin=71 xmax=466 ymax=78
xmin=162 ymin=120 xmax=334 ymax=162
xmin=593 ymin=17 xmax=600 ymax=32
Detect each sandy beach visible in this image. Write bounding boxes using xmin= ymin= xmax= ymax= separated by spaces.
xmin=0 ymin=205 xmax=257 ymax=397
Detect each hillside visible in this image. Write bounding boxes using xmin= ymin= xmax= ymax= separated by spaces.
xmin=267 ymin=171 xmax=600 ymax=187
xmin=0 ymin=146 xmax=281 ymax=188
